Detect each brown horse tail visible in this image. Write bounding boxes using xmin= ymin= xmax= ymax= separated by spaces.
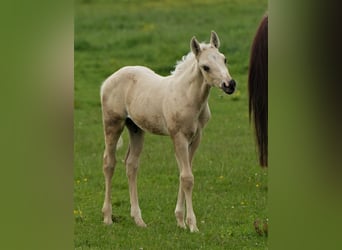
xmin=248 ymin=14 xmax=268 ymax=167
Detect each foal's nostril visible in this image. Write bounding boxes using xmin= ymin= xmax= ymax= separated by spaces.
xmin=229 ymin=79 xmax=236 ymax=88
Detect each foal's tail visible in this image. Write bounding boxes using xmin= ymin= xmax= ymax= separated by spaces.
xmin=248 ymin=14 xmax=268 ymax=167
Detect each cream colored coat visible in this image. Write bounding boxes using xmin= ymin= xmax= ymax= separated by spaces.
xmin=100 ymin=31 xmax=235 ymax=232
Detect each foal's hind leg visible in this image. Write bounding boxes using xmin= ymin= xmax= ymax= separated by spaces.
xmin=125 ymin=119 xmax=146 ymax=227
xmin=102 ymin=116 xmax=125 ymax=225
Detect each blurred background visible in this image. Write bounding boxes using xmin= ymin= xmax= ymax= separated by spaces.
xmin=1 ymin=0 xmax=341 ymax=249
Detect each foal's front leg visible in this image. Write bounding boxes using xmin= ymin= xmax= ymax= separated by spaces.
xmin=175 ymin=132 xmax=202 ymax=230
xmin=175 ymin=161 xmax=186 ymax=229
xmin=173 ymin=133 xmax=199 ymax=232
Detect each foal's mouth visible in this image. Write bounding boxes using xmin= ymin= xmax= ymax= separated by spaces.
xmin=224 ymin=87 xmax=235 ymax=95
xmin=221 ymin=79 xmax=236 ymax=95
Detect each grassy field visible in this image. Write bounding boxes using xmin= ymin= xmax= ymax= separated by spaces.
xmin=74 ymin=0 xmax=268 ymax=249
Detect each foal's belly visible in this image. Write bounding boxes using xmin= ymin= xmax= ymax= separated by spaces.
xmin=128 ymin=113 xmax=169 ymax=136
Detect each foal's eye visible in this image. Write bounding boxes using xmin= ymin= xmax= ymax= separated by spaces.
xmin=224 ymin=58 xmax=227 ymax=64
xmin=202 ymin=65 xmax=210 ymax=72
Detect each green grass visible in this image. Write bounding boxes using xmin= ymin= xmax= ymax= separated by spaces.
xmin=75 ymin=0 xmax=268 ymax=249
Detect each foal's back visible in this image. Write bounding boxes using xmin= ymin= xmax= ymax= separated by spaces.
xmin=102 ymin=66 xmax=165 ymax=94
xmin=101 ymin=66 xmax=170 ymax=135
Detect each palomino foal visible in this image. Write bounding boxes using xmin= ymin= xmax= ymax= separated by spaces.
xmin=100 ymin=31 xmax=236 ymax=232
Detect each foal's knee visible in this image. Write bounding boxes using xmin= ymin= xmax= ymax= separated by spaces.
xmin=180 ymin=174 xmax=194 ymax=191
xmin=125 ymin=156 xmax=139 ymax=177
xmin=103 ymin=153 xmax=116 ymax=173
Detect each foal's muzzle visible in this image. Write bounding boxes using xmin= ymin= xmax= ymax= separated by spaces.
xmin=221 ymin=79 xmax=236 ymax=94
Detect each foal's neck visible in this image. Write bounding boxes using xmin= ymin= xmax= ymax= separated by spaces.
xmin=180 ymin=60 xmax=211 ymax=107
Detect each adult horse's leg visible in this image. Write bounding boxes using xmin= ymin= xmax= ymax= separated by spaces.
xmin=102 ymin=115 xmax=125 ymax=225
xmin=125 ymin=119 xmax=146 ymax=227
xmin=173 ymin=133 xmax=199 ymax=232
xmin=174 ymin=131 xmax=202 ymax=230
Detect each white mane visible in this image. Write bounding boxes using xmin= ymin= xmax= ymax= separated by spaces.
xmin=171 ymin=43 xmax=212 ymax=76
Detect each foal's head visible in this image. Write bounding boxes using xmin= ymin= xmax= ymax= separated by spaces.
xmin=191 ymin=31 xmax=236 ymax=94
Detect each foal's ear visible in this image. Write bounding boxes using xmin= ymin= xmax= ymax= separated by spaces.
xmin=210 ymin=31 xmax=220 ymax=49
xmin=190 ymin=36 xmax=201 ymax=57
